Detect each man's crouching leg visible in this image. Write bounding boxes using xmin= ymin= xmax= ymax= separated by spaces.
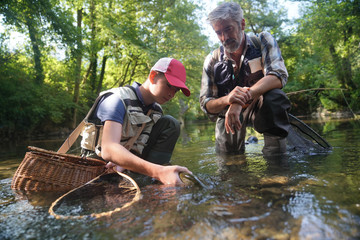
xmin=215 ymin=117 xmax=246 ymax=154
xmin=262 ymin=134 xmax=287 ymax=156
xmin=141 ymin=115 xmax=180 ymax=165
xmin=253 ymin=89 xmax=291 ymax=156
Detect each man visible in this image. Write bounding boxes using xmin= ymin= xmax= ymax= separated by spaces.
xmin=81 ymin=57 xmax=192 ymax=185
xmin=200 ymin=2 xmax=291 ymax=155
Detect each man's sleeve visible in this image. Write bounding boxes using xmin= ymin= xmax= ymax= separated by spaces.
xmin=96 ymin=94 xmax=126 ymax=124
xmin=199 ymin=52 xmax=220 ymax=122
xmin=260 ymin=32 xmax=288 ymax=87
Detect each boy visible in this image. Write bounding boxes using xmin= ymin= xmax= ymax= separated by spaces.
xmin=81 ymin=58 xmax=192 ymax=185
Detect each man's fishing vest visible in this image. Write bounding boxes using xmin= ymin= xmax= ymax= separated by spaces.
xmin=80 ymin=86 xmax=163 ymax=157
xmin=213 ymin=35 xmax=263 ymax=98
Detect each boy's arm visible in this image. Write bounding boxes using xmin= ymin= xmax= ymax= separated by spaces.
xmin=100 ymin=120 xmax=191 ymax=185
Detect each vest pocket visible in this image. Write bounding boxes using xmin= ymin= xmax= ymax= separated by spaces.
xmin=81 ymin=123 xmax=99 ymax=151
xmin=128 ymin=112 xmax=152 ymax=125
xmin=248 ymin=57 xmax=263 ymax=74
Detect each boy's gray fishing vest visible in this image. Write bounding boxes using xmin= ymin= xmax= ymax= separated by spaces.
xmin=81 ymin=86 xmax=163 ymax=157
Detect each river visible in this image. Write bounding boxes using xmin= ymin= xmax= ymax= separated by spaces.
xmin=0 ymin=118 xmax=359 ymax=239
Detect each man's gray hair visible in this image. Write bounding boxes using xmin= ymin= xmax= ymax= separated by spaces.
xmin=207 ymin=2 xmax=243 ymax=27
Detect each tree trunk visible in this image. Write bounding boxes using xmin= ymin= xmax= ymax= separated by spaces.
xmin=341 ymin=27 xmax=356 ymax=89
xmin=178 ymin=98 xmax=189 ymax=128
xmin=329 ymin=44 xmax=355 ymax=90
xmin=97 ymin=55 xmax=107 ymax=95
xmin=329 ymin=44 xmax=346 ymax=88
xmin=72 ymin=8 xmax=83 ymax=128
xmin=82 ymin=62 xmax=92 ymax=85
xmin=119 ymin=60 xmax=131 ymax=87
xmin=89 ymin=0 xmax=98 ymax=93
xmin=129 ymin=58 xmax=138 ymax=83
xmin=25 ymin=16 xmax=44 ymax=85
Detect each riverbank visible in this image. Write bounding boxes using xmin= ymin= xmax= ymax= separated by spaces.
xmin=1 ymin=109 xmax=358 ymax=142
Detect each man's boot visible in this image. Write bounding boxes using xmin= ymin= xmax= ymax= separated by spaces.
xmin=262 ymin=134 xmax=287 ymax=156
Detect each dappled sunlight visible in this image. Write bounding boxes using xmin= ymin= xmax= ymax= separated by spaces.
xmin=1 ymin=120 xmax=360 ymax=239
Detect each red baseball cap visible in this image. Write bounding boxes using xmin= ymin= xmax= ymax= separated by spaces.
xmin=151 ymin=58 xmax=190 ymax=97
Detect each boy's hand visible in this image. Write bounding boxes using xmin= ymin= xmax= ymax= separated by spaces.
xmin=155 ymin=165 xmax=192 ymax=185
xmin=106 ymin=161 xmax=126 ymax=173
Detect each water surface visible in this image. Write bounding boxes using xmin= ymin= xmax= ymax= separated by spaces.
xmin=0 ymin=119 xmax=359 ymax=239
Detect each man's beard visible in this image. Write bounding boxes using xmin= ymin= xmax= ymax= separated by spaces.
xmin=223 ymin=32 xmax=243 ymax=53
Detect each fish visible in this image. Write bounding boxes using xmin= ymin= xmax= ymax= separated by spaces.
xmin=179 ymin=172 xmax=207 ymax=189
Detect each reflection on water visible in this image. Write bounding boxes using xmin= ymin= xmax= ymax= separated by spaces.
xmin=0 ymin=119 xmax=360 ymax=239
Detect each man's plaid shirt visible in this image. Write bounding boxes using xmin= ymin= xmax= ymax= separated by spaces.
xmin=199 ymin=31 xmax=288 ymax=121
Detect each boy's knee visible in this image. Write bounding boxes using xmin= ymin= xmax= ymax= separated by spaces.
xmin=161 ymin=115 xmax=180 ymax=128
xmin=158 ymin=115 xmax=180 ymax=136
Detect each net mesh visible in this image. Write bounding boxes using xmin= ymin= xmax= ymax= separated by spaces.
xmin=49 ymin=172 xmax=141 ymax=219
xmin=286 ymin=114 xmax=332 ymax=153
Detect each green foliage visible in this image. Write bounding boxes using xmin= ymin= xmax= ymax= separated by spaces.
xmin=281 ymin=0 xmax=360 ymax=114
xmin=0 ymin=0 xmax=77 ymax=85
xmin=82 ymin=0 xmax=209 ymax=119
xmin=234 ymin=0 xmax=288 ymax=37
xmin=0 ymin=41 xmax=74 ymax=137
xmin=0 ymin=0 xmax=211 ymax=138
xmin=1 ymin=0 xmax=359 ymax=138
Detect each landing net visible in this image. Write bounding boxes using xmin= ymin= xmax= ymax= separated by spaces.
xmin=287 ymin=113 xmax=332 ymax=153
xmin=49 ymin=171 xmax=141 ymax=220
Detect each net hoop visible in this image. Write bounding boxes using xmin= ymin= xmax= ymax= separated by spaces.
xmin=49 ymin=170 xmax=141 ymax=220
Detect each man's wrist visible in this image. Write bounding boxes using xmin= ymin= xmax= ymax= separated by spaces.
xmin=241 ymin=87 xmax=252 ymax=108
xmin=248 ymin=87 xmax=255 ymax=100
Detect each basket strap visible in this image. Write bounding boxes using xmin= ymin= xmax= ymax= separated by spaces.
xmin=57 ymin=94 xmax=108 ymax=154
xmin=57 ymin=120 xmax=86 ymax=154
xmin=58 ymin=107 xmax=153 ymax=154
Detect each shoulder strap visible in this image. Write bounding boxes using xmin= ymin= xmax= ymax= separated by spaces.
xmin=85 ymin=91 xmax=114 ymax=122
xmin=57 ymin=93 xmax=112 ymax=154
xmin=212 ymin=46 xmax=223 ymax=62
xmin=126 ymin=85 xmax=136 ymax=93
xmin=250 ymin=35 xmax=261 ymax=49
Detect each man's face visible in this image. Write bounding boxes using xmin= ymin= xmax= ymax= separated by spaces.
xmin=212 ymin=19 xmax=244 ymax=53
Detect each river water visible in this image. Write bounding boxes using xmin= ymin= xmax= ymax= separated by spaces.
xmin=0 ymin=118 xmax=359 ymax=239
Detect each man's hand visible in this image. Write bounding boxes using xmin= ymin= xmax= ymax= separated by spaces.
xmin=155 ymin=165 xmax=192 ymax=185
xmin=225 ymin=103 xmax=243 ymax=134
xmin=227 ymin=86 xmax=251 ymax=106
xmin=204 ymin=86 xmax=252 ymax=115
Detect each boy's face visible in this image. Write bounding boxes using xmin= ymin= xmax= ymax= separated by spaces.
xmin=151 ymin=74 xmax=180 ymax=104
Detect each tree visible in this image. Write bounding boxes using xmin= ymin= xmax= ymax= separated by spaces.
xmin=77 ymin=0 xmax=210 ymax=121
xmin=291 ymin=0 xmax=360 ymax=111
xmin=72 ymin=7 xmax=84 ymax=128
xmin=227 ymin=0 xmax=288 ymax=37
xmin=0 ymin=0 xmax=211 ymax=137
xmin=0 ymin=0 xmax=77 ymax=85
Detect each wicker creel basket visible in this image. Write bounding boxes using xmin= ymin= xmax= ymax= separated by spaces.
xmin=11 ymin=146 xmax=106 ymax=192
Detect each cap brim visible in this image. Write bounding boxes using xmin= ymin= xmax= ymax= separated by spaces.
xmin=165 ymin=74 xmax=191 ymax=97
